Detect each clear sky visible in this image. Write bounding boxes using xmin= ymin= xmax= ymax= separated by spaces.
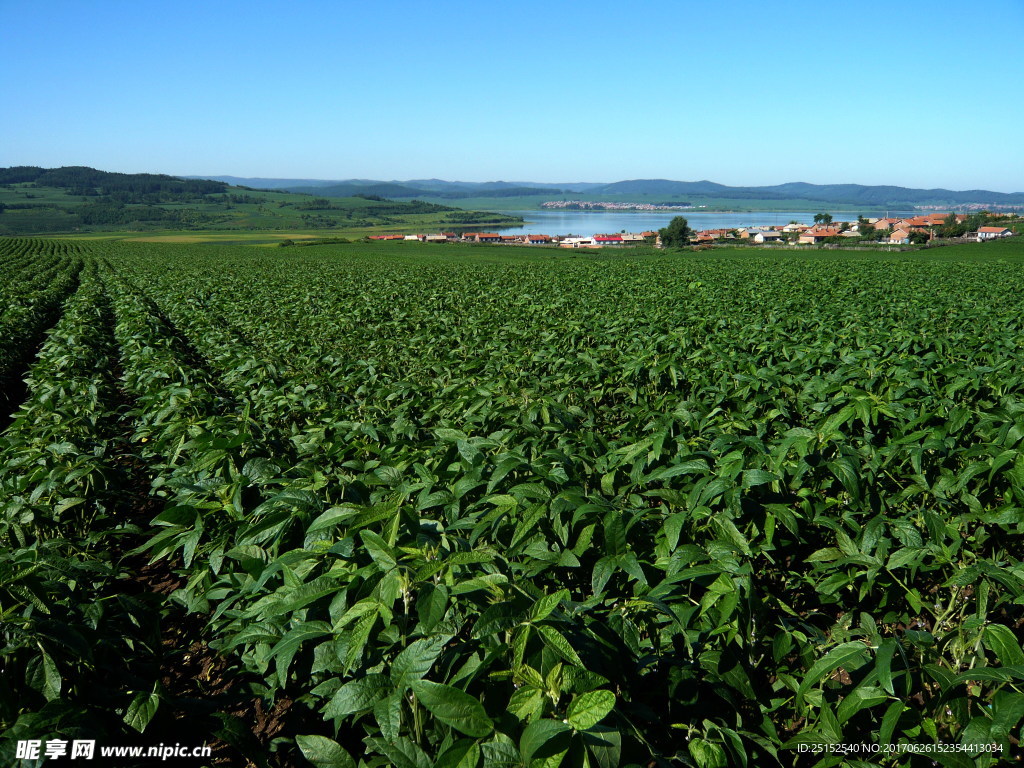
xmin=2 ymin=0 xmax=1022 ymax=191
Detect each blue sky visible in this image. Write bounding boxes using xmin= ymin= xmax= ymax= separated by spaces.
xmin=2 ymin=0 xmax=1022 ymax=190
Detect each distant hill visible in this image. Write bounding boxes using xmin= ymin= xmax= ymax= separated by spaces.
xmin=287 ymin=182 xmax=569 ymax=199
xmin=288 ymin=182 xmax=436 ymax=198
xmin=185 ymin=175 xmax=1024 ymax=208
xmin=188 ymin=176 xmax=594 ymax=197
xmin=0 ymin=166 xmax=523 ymax=234
xmin=3 ymin=166 xmax=227 ymax=199
xmin=588 ymin=179 xmax=1024 ymax=207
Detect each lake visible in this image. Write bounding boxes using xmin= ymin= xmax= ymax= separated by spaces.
xmin=493 ymin=210 xmax=916 ymax=236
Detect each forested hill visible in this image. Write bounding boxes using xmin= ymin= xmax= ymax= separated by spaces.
xmin=0 ymin=166 xmax=227 ymax=202
xmin=585 ymin=180 xmax=1024 ymax=207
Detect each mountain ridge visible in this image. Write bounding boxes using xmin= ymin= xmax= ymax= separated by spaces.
xmin=183 ymin=175 xmax=1024 ymax=207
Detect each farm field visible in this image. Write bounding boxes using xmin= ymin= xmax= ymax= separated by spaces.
xmin=3 ymin=238 xmax=1024 ymax=767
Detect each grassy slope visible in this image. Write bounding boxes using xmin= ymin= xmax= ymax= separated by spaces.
xmin=0 ymin=183 xmax=522 ymax=236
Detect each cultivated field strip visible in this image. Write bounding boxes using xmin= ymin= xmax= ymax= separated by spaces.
xmin=0 ymin=240 xmax=84 ymax=420
xmin=3 ymin=239 xmax=1024 ymax=767
xmin=0 ymin=262 xmax=164 ymax=743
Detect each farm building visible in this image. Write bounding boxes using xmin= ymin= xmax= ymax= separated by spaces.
xmin=798 ymin=228 xmax=842 ymax=244
xmin=977 ymin=226 xmax=1013 ymax=241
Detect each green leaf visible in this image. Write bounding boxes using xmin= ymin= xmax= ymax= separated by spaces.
xmin=835 ymin=684 xmax=888 ymax=723
xmin=797 ymin=641 xmax=872 ymax=697
xmin=689 ymin=738 xmax=728 ymax=768
xmin=741 ymin=469 xmax=777 ymax=488
xmin=412 ymin=680 xmax=494 ymax=737
xmin=566 ymin=689 xmax=615 ymax=730
xmin=360 ymin=529 xmax=397 ymax=570
xmin=391 ymin=636 xmax=448 ymax=689
xmin=537 ymin=625 xmax=585 ymax=667
xmin=984 ymin=623 xmax=1024 ymax=666
xmin=990 ymin=690 xmax=1024 ymax=745
xmin=364 ymin=736 xmax=432 ymax=768
xmin=875 ymin=638 xmax=897 ymax=696
xmin=603 ymin=513 xmax=626 ymax=557
xmin=323 ymin=674 xmax=391 ymax=717
xmin=520 ymin=719 xmax=572 ymax=762
xmin=878 ymin=701 xmax=905 ymax=747
xmin=40 ymin=651 xmax=61 ymax=702
xmin=481 ymin=739 xmax=522 ymax=767
xmin=581 ymin=726 xmax=622 ymax=768
xmin=530 ymin=589 xmax=568 ymax=623
xmin=435 ymin=739 xmax=482 ymax=768
xmin=268 ymin=621 xmax=332 ymax=686
xmin=828 ymin=456 xmax=861 ymax=500
xmin=506 ymin=686 xmax=545 ymax=722
xmin=416 ymin=583 xmax=449 ymax=632
xmin=374 ymin=692 xmax=403 ymax=744
xmin=886 ymin=547 xmax=923 ymax=570
xmin=124 ymin=689 xmax=160 ymax=733
xmin=296 ymin=735 xmax=356 ymax=768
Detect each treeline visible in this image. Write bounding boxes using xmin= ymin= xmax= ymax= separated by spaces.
xmin=441 ymin=210 xmax=524 ymax=224
xmin=427 ymin=186 xmax=561 ymax=199
xmin=0 ymin=201 xmax=217 ymax=232
xmin=74 ymin=203 xmax=215 ymax=226
xmin=0 ymin=166 xmax=227 ymax=203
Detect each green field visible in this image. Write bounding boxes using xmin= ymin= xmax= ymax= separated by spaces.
xmin=0 ymin=180 xmax=523 ymax=236
xmin=2 ymin=237 xmax=1024 ymax=767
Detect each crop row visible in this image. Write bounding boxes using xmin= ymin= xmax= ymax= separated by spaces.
xmin=0 ymin=239 xmax=84 ymax=419
xmin=0 ymin=262 xmax=164 ymax=761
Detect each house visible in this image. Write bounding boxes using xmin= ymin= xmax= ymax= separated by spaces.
xmin=781 ymin=223 xmax=808 ymax=233
xmin=872 ymin=218 xmax=902 ymax=231
xmin=620 ymin=233 xmax=646 ymax=244
xmin=474 ymin=233 xmax=501 ymax=243
xmin=424 ymin=234 xmax=447 ymax=243
xmin=694 ymin=229 xmax=731 ymax=241
xmin=798 ymin=228 xmax=842 ymax=244
xmin=753 ymin=231 xmax=782 ymax=243
xmin=593 ymin=235 xmax=624 ymax=246
xmin=888 ymin=228 xmax=911 ymax=244
xmin=525 ymin=234 xmax=551 ymax=244
xmin=900 ymin=216 xmax=937 ymax=231
xmin=559 ymin=237 xmax=595 ymax=248
xmin=977 ymin=226 xmax=1013 ymax=241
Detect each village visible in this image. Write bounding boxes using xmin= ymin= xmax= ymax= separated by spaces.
xmin=367 ymin=212 xmax=1017 ymax=249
